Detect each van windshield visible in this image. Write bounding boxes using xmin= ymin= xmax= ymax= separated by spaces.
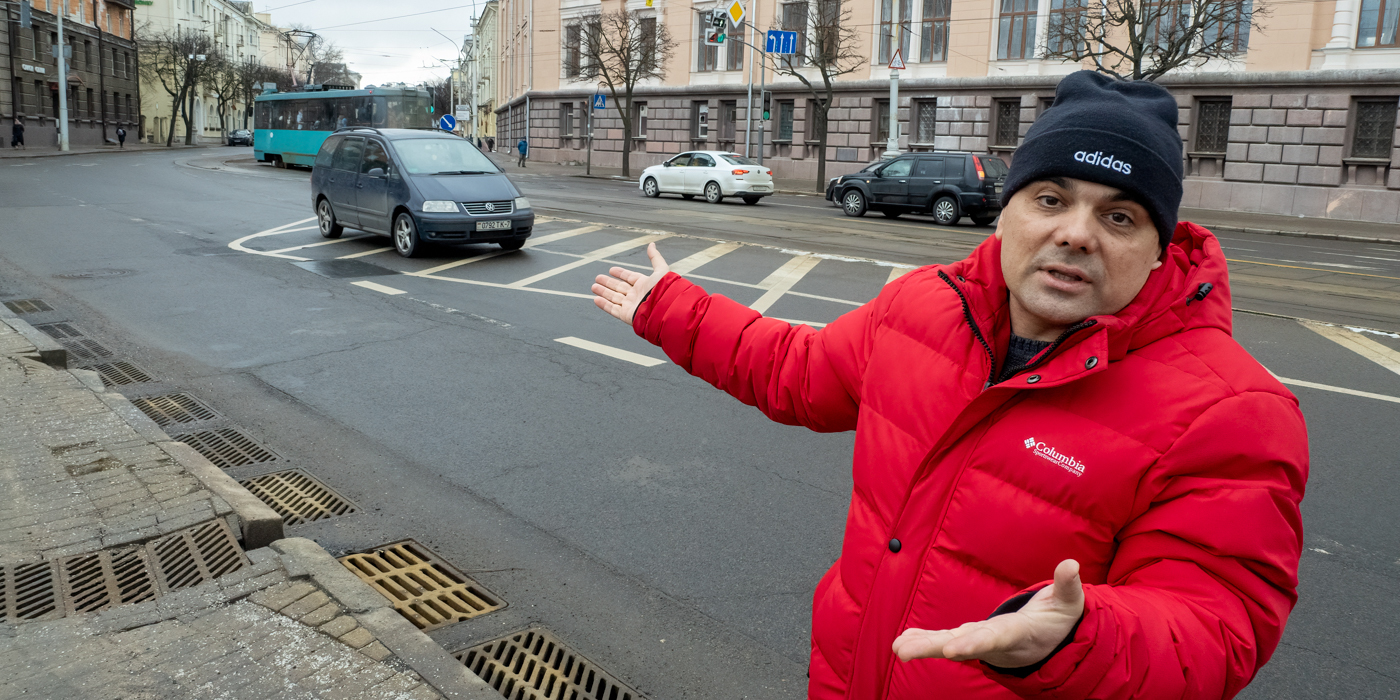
xmin=394 ymin=139 xmax=500 ymax=175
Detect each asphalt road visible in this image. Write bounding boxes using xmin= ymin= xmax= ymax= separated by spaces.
xmin=1 ymin=148 xmax=1397 ymax=699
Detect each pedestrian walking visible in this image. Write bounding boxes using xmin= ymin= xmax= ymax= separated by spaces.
xmin=516 ymin=137 xmax=528 ymax=167
xmin=116 ymin=127 xmax=126 ymax=148
xmin=590 ymin=70 xmax=1308 ymax=700
xmin=486 ymin=136 xmax=495 ymax=152
xmin=10 ymin=118 xmax=23 ymax=149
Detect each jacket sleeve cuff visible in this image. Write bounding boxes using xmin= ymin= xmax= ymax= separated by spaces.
xmin=632 ymin=272 xmax=685 ymax=338
xmin=982 ymin=585 xmax=1083 ymax=679
xmin=982 ymin=585 xmax=1116 ymax=698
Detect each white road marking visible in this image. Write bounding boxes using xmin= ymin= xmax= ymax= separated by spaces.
xmin=887 ymin=267 xmax=914 ymax=284
xmin=507 ymin=234 xmax=670 ymax=288
xmin=669 ymin=242 xmax=741 ymax=275
xmin=555 ymin=337 xmax=665 ymax=367
xmin=351 ymin=280 xmax=407 ymax=295
xmin=267 ymin=236 xmax=370 ymax=254
xmin=227 ymin=217 xmax=319 ymax=260
xmin=750 ymin=255 xmax=822 ymax=313
xmin=1274 ymin=375 xmax=1400 ymax=405
xmin=1303 ymin=321 xmax=1400 ymax=377
xmin=409 ymin=225 xmax=602 ymax=277
xmin=337 ymin=246 xmax=394 ymax=259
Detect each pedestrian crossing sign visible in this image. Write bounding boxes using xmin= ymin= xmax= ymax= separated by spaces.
xmin=888 ymin=48 xmax=907 ymax=70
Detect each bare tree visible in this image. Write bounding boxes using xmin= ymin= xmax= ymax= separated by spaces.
xmin=571 ymin=10 xmax=676 ymax=177
xmin=1041 ymin=0 xmax=1267 ymax=81
xmin=138 ymin=26 xmax=219 ymax=146
xmin=210 ymin=58 xmax=287 ymax=134
xmin=765 ymin=0 xmax=863 ymax=189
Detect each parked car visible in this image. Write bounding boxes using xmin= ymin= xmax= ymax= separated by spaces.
xmin=639 ymin=151 xmax=774 ymax=204
xmin=826 ymin=152 xmax=1009 ymax=226
xmin=227 ymin=129 xmax=252 ymax=146
xmin=826 ymin=160 xmax=883 ymax=205
xmin=311 ymin=127 xmax=533 ymax=257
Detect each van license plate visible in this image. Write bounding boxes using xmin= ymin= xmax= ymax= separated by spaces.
xmin=477 ymin=220 xmax=511 ymax=231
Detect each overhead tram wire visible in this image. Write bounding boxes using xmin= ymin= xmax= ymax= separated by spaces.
xmin=312 ymin=5 xmax=480 ymax=32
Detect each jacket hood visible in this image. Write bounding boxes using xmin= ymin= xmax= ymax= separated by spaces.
xmin=949 ymin=221 xmax=1232 ymax=370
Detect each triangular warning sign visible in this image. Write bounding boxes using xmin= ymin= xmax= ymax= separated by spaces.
xmin=888 ymin=48 xmax=907 ymax=70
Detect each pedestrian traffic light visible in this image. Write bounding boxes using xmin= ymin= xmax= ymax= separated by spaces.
xmin=762 ymin=91 xmax=771 ymax=121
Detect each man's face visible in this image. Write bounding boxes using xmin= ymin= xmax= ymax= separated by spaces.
xmin=996 ymin=177 xmax=1164 ymax=341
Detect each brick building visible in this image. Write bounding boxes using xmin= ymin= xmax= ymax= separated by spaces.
xmin=488 ymin=0 xmax=1400 ymax=225
xmin=2 ymin=0 xmax=139 ymax=148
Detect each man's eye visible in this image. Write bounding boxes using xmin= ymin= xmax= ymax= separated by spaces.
xmin=1038 ymin=195 xmax=1060 ymax=207
xmin=1109 ymin=212 xmax=1133 ymax=225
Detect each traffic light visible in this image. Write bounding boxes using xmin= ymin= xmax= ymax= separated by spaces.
xmin=761 ymin=91 xmax=771 ymax=121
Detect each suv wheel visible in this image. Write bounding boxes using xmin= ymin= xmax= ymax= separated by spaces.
xmin=393 ymin=213 xmax=422 ymax=257
xmin=704 ymin=181 xmax=724 ymax=204
xmin=643 ymin=177 xmax=660 ymax=198
xmin=842 ymin=189 xmax=867 ymax=217
xmin=971 ymin=215 xmax=998 ymax=227
xmin=881 ymin=209 xmax=902 ymax=219
xmin=317 ymin=199 xmax=343 ymax=238
xmin=932 ymin=196 xmax=960 ymax=226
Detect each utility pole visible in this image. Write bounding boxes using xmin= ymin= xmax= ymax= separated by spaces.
xmin=744 ymin=0 xmax=754 ymax=158
xmin=56 ymin=7 xmax=69 ymax=151
xmin=883 ymin=48 xmax=905 ymax=159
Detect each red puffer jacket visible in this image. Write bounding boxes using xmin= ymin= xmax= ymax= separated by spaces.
xmin=632 ymin=222 xmax=1308 ymax=700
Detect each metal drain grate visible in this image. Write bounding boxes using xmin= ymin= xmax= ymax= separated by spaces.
xmin=35 ymin=322 xmax=83 ymax=339
xmin=148 ymin=519 xmax=247 ymax=591
xmin=59 ymin=547 xmax=157 ymax=614
xmin=455 ymin=628 xmax=644 ymax=700
xmin=130 ymin=393 xmax=219 ymax=427
xmin=0 ymin=562 xmax=60 ymax=623
xmin=172 ymin=428 xmax=279 ymax=469
xmin=3 ymin=299 xmax=53 ymax=314
xmin=339 ymin=540 xmax=504 ymax=631
xmin=59 ymin=338 xmax=115 ymax=363
xmin=91 ymin=360 xmax=154 ymax=386
xmin=238 ymin=470 xmax=357 ymax=525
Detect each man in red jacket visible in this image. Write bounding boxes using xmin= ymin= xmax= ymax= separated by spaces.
xmin=592 ymin=71 xmax=1307 ymax=699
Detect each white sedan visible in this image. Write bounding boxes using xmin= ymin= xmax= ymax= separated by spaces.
xmin=638 ymin=151 xmax=774 ymax=205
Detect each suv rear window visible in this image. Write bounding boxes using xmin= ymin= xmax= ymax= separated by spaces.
xmin=314 ymin=136 xmax=341 ymax=169
xmin=981 ymin=156 xmax=1009 ymax=179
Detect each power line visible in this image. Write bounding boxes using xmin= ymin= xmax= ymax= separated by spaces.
xmin=312 ymin=4 xmax=479 ymax=32
xmin=259 ymin=0 xmax=324 ymax=13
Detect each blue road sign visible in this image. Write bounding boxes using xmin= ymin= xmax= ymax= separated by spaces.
xmin=438 ymin=114 xmax=457 ymax=131
xmin=592 ymin=94 xmax=606 ymax=110
xmin=766 ymin=29 xmax=798 ymax=55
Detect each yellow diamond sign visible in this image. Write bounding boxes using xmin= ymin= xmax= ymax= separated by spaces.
xmin=726 ymin=0 xmax=745 ymax=25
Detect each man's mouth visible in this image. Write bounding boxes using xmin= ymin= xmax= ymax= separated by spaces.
xmin=1047 ymin=269 xmax=1084 ymax=283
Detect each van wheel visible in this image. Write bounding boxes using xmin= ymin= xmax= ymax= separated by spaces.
xmin=971 ymin=215 xmax=998 ymax=226
xmin=316 ymin=199 xmax=343 ymax=238
xmin=933 ymin=196 xmax=960 ymax=226
xmin=842 ymin=189 xmax=867 ymax=217
xmin=498 ymin=239 xmax=525 ymax=251
xmin=881 ymin=209 xmax=902 ymax=219
xmin=393 ymin=213 xmax=422 ymax=257
xmin=704 ymin=181 xmax=724 ymax=204
xmin=643 ymin=177 xmax=660 ymax=198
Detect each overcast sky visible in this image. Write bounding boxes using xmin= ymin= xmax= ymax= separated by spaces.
xmin=256 ymin=1 xmax=481 ymax=87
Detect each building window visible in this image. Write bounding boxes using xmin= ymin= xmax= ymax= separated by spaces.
xmin=1352 ymin=100 xmax=1398 ymax=159
xmin=1203 ymin=0 xmax=1251 ymax=53
xmin=997 ymin=0 xmax=1039 ymax=60
xmin=697 ymin=12 xmax=719 ymax=71
xmin=727 ymin=20 xmax=745 ymax=70
xmin=915 ymin=100 xmax=937 ymax=143
xmin=639 ymin=16 xmax=658 ymax=72
xmin=920 ymin=0 xmax=950 ymax=62
xmin=561 ymin=102 xmax=574 ymax=138
xmin=84 ymin=40 xmax=92 ymax=69
xmin=1194 ymin=98 xmax=1232 ymax=154
xmin=1357 ymin=0 xmax=1399 ymax=48
xmin=633 ymin=101 xmax=648 ymax=139
xmin=720 ymin=100 xmax=737 ymax=141
xmin=1047 ymin=0 xmax=1088 ymax=54
xmin=781 ymin=2 xmax=808 ymax=67
xmin=993 ymin=99 xmax=1020 ymax=147
xmin=86 ymin=88 xmax=94 ymax=118
xmin=777 ymin=100 xmax=795 ymax=141
xmin=126 ymin=94 xmax=133 ymax=123
xmin=692 ymin=102 xmax=710 ymax=140
xmin=805 ymin=99 xmax=824 ymax=141
xmin=564 ymin=24 xmax=582 ymax=78
xmin=880 ymin=0 xmax=912 ymax=64
xmin=875 ymin=100 xmax=891 ymax=143
xmin=1145 ymin=0 xmax=1188 ymax=50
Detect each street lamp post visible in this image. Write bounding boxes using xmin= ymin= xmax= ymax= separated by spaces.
xmin=56 ymin=9 xmax=69 ymax=151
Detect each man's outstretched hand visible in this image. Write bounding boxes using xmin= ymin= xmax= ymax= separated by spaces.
xmin=592 ymin=242 xmax=670 ymax=325
xmin=891 ymin=559 xmax=1084 ymax=670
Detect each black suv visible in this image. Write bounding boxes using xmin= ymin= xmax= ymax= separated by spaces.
xmin=311 ymin=127 xmax=533 ymax=257
xmin=826 ymin=152 xmax=1008 ymax=226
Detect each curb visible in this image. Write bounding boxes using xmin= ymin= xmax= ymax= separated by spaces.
xmin=271 ymin=538 xmax=501 ymax=700
xmin=162 ymin=441 xmax=285 ymax=550
xmin=0 ymin=312 xmax=66 ymax=368
xmin=1193 ymin=223 xmax=1400 ymax=247
xmin=0 ymin=144 xmax=213 ymax=160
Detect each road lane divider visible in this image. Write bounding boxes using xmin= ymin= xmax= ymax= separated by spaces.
xmin=1302 ymin=321 xmax=1400 ymax=378
xmin=351 ymin=281 xmax=407 ymax=295
xmin=227 ymin=217 xmax=318 ymax=260
xmin=1272 ymin=374 xmax=1400 ymax=405
xmin=668 ymin=242 xmax=741 ymax=275
xmin=337 ymin=247 xmax=394 ymax=259
xmin=507 ymin=234 xmax=670 ymax=289
xmin=267 ymin=236 xmax=372 ymax=254
xmin=887 ymin=267 xmax=915 ymax=285
xmin=409 ymin=225 xmax=603 ymax=277
xmin=555 ymin=337 xmax=665 ymax=367
xmin=750 ymin=255 xmax=822 ymax=313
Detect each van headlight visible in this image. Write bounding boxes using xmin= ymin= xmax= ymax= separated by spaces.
xmin=513 ymin=197 xmax=531 ymax=210
xmin=422 ymin=200 xmax=458 ymax=213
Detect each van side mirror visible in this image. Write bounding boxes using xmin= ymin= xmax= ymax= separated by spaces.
xmin=367 ymin=167 xmax=386 ymax=178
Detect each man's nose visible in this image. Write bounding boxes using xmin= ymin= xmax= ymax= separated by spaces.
xmin=1054 ymin=206 xmax=1099 ymax=252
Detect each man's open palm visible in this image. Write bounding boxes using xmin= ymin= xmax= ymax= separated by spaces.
xmin=891 ymin=559 xmax=1084 ymax=669
xmin=592 ymin=242 xmax=670 ymax=325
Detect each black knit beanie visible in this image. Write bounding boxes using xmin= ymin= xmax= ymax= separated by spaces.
xmin=1000 ymin=71 xmax=1184 ymax=249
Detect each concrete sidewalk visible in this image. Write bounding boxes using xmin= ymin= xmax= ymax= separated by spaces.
xmin=0 ymin=311 xmax=498 ymax=699
xmin=0 ymin=142 xmax=210 ymax=159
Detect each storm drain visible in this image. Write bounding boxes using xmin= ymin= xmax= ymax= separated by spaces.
xmin=3 ymin=299 xmax=53 ymax=314
xmin=130 ymin=393 xmax=220 ymax=427
xmin=171 ymin=428 xmax=279 ymax=469
xmin=338 ymin=540 xmax=504 ymax=631
xmin=59 ymin=338 xmax=115 ymax=363
xmin=91 ymin=360 xmax=155 ymax=387
xmin=455 ymin=628 xmax=644 ymax=700
xmin=239 ymin=470 xmax=357 ymax=525
xmin=0 ymin=519 xmax=247 ymax=623
xmin=34 ymin=322 xmax=83 ymax=339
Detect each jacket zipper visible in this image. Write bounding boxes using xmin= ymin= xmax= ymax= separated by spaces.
xmin=996 ymin=318 xmax=1099 ymax=380
xmin=938 ymin=271 xmax=998 ymax=387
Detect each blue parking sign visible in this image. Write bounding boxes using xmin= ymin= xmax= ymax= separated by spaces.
xmin=438 ymin=114 xmax=457 ymax=131
xmin=592 ymin=94 xmax=606 ymax=110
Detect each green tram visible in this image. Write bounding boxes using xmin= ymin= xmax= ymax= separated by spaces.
xmin=253 ymin=87 xmax=434 ymax=168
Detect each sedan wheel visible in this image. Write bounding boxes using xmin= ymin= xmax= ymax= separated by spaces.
xmin=317 ymin=199 xmax=343 ymax=239
xmin=704 ymin=181 xmax=724 ymax=204
xmin=643 ymin=177 xmax=660 ymax=198
xmin=842 ymin=190 xmax=867 ymax=217
xmin=933 ymin=196 xmax=960 ymax=226
xmin=393 ymin=213 xmax=422 ymax=258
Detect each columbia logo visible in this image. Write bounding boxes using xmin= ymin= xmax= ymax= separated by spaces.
xmin=1023 ymin=437 xmax=1086 ymax=477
